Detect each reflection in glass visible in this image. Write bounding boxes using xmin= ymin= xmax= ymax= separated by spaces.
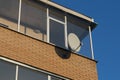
xmin=50 ymin=20 xmax=65 ymax=49
xmin=0 ymin=0 xmax=19 ymax=31
xmin=67 ymin=15 xmax=91 ymax=58
xmin=0 ymin=60 xmax=16 ymax=80
xmin=49 ymin=7 xmax=65 ymax=22
xmin=20 ymin=0 xmax=47 ymax=41
xmin=18 ymin=66 xmax=48 ymax=80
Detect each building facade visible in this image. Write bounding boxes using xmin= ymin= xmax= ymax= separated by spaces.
xmin=0 ymin=0 xmax=98 ymax=80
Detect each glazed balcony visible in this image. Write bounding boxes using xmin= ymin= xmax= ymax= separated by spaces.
xmin=0 ymin=0 xmax=98 ymax=80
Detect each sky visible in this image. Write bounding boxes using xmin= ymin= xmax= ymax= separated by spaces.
xmin=52 ymin=0 xmax=120 ymax=80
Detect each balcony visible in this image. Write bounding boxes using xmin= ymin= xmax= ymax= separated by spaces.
xmin=0 ymin=0 xmax=96 ymax=59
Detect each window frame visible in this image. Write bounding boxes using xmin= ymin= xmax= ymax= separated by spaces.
xmin=47 ymin=8 xmax=68 ymax=49
xmin=0 ymin=57 xmax=69 ymax=80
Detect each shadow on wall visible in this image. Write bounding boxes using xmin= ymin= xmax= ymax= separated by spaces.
xmin=55 ymin=47 xmax=71 ymax=59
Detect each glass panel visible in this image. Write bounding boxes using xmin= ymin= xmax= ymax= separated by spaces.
xmin=49 ymin=7 xmax=65 ymax=22
xmin=50 ymin=19 xmax=65 ymax=49
xmin=51 ymin=76 xmax=63 ymax=80
xmin=80 ymin=35 xmax=91 ymax=58
xmin=18 ymin=66 xmax=48 ymax=80
xmin=0 ymin=60 xmax=16 ymax=80
xmin=0 ymin=0 xmax=19 ymax=31
xmin=67 ymin=15 xmax=91 ymax=58
xmin=20 ymin=0 xmax=47 ymax=41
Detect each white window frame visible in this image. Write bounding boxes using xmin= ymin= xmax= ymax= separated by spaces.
xmin=47 ymin=8 xmax=68 ymax=49
xmin=17 ymin=0 xmax=22 ymax=32
xmin=89 ymin=26 xmax=94 ymax=59
xmin=15 ymin=65 xmax=19 ymax=80
xmin=0 ymin=57 xmax=69 ymax=80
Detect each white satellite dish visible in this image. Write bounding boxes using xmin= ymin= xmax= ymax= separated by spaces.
xmin=68 ymin=33 xmax=82 ymax=53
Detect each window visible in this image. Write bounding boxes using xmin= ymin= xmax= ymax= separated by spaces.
xmin=0 ymin=57 xmax=68 ymax=80
xmin=67 ymin=15 xmax=91 ymax=57
xmin=20 ymin=0 xmax=47 ymax=41
xmin=49 ymin=7 xmax=64 ymax=22
xmin=48 ymin=7 xmax=67 ymax=49
xmin=50 ymin=19 xmax=65 ymax=48
xmin=18 ymin=66 xmax=48 ymax=80
xmin=0 ymin=60 xmax=16 ymax=80
xmin=0 ymin=0 xmax=19 ymax=31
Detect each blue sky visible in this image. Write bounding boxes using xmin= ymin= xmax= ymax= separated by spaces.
xmin=53 ymin=0 xmax=120 ymax=80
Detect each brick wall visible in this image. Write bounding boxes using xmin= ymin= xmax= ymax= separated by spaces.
xmin=0 ymin=26 xmax=98 ymax=80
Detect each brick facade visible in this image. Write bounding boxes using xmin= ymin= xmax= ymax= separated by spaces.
xmin=0 ymin=26 xmax=98 ymax=80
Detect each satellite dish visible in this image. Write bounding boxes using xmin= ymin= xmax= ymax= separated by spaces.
xmin=68 ymin=33 xmax=82 ymax=53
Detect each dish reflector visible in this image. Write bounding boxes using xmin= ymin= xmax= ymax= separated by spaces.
xmin=68 ymin=33 xmax=81 ymax=52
